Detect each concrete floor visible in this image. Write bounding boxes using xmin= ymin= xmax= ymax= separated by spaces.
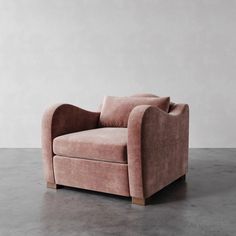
xmin=0 ymin=149 xmax=235 ymax=236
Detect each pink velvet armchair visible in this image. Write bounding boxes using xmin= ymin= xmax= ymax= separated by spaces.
xmin=42 ymin=94 xmax=189 ymax=205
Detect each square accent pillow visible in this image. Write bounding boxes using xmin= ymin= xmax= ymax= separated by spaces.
xmin=99 ymin=96 xmax=170 ymax=127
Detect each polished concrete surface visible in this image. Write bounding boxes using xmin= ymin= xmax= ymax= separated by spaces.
xmin=0 ymin=149 xmax=235 ymax=236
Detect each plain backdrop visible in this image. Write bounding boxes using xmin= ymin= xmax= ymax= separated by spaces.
xmin=0 ymin=0 xmax=236 ymax=148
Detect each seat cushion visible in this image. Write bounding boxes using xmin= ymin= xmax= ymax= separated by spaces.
xmin=53 ymin=128 xmax=127 ymax=163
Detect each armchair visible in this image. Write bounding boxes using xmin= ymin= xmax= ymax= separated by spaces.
xmin=42 ymin=94 xmax=189 ymax=205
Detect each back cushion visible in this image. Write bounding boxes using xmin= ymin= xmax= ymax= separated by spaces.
xmin=99 ymin=96 xmax=170 ymax=127
xmin=131 ymin=93 xmax=159 ymax=98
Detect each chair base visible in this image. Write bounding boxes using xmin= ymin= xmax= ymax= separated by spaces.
xmin=46 ymin=174 xmax=187 ymax=204
xmin=131 ymin=174 xmax=186 ymax=205
xmin=47 ymin=182 xmax=60 ymax=189
xmin=132 ymin=197 xmax=146 ymax=206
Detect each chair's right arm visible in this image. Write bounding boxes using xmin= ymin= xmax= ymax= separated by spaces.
xmin=127 ymin=103 xmax=189 ymax=202
xmin=41 ymin=104 xmax=100 ymax=185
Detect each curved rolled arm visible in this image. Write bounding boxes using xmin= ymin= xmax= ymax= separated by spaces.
xmin=127 ymin=104 xmax=189 ymax=199
xmin=42 ymin=104 xmax=100 ymax=184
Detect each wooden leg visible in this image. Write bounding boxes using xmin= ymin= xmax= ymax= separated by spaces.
xmin=47 ymin=182 xmax=59 ymax=189
xmin=132 ymin=197 xmax=146 ymax=206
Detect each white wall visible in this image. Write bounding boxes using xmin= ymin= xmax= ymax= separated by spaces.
xmin=0 ymin=0 xmax=236 ymax=148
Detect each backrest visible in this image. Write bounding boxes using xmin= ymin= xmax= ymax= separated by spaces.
xmin=97 ymin=93 xmax=160 ymax=112
xmin=98 ymin=93 xmax=174 ymax=113
xmin=98 ymin=94 xmax=171 ymax=127
xmin=131 ymin=93 xmax=175 ymax=112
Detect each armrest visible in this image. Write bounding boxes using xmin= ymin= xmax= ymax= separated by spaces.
xmin=42 ymin=104 xmax=100 ymax=184
xmin=127 ymin=104 xmax=189 ymax=199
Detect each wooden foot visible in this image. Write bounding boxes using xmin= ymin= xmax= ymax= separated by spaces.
xmin=132 ymin=197 xmax=146 ymax=206
xmin=47 ymin=182 xmax=59 ymax=189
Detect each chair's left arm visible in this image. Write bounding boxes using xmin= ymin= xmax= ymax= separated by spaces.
xmin=42 ymin=104 xmax=100 ymax=184
xmin=127 ymin=104 xmax=189 ymax=201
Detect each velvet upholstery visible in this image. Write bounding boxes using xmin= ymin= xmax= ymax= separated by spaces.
xmin=53 ymin=128 xmax=127 ymax=163
xmin=99 ymin=96 xmax=170 ymax=127
xmin=131 ymin=93 xmax=159 ymax=98
xmin=41 ymin=104 xmax=100 ymax=184
xmin=131 ymin=93 xmax=175 ymax=112
xmin=42 ymin=95 xmax=189 ymax=203
xmin=54 ymin=155 xmax=130 ymax=196
xmin=128 ymin=104 xmax=189 ymax=199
